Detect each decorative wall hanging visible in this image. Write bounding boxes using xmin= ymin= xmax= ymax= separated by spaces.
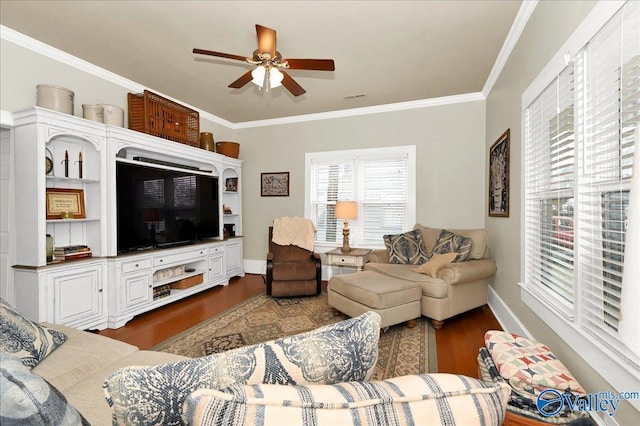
xmin=261 ymin=172 xmax=289 ymax=197
xmin=489 ymin=129 xmax=510 ymax=217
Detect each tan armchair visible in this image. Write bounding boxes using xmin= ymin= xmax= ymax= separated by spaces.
xmin=266 ymin=226 xmax=322 ymax=297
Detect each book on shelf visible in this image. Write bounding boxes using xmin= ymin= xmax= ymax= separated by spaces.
xmin=54 ymin=244 xmax=90 ymax=253
xmin=54 ymin=245 xmax=92 ymax=260
xmin=153 ymin=284 xmax=171 ymax=300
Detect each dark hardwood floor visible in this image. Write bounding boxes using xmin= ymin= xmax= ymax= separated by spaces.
xmin=97 ymin=274 xmax=502 ymax=377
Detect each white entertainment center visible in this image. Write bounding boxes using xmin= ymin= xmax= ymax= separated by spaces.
xmin=12 ymin=107 xmax=244 ymax=330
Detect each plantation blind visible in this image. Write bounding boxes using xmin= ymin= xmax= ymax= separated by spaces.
xmin=523 ymin=64 xmax=576 ymax=309
xmin=577 ymin=1 xmax=638 ymax=353
xmin=308 ymin=147 xmax=412 ymax=247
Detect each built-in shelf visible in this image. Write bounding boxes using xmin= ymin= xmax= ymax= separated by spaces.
xmin=46 ymin=217 xmax=99 ymax=223
xmin=152 ymin=269 xmax=206 ymax=288
xmin=46 ymin=176 xmax=100 ymax=184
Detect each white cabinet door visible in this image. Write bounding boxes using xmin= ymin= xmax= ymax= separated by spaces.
xmin=209 ymin=251 xmax=226 ymax=285
xmin=49 ymin=265 xmax=105 ymax=328
xmin=225 ymin=239 xmax=244 ymax=278
xmin=123 ymin=272 xmax=152 ymax=311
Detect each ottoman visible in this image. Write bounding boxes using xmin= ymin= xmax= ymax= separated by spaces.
xmin=328 ymin=270 xmax=422 ymax=328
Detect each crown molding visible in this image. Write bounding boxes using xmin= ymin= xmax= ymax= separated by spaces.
xmin=0 ymin=25 xmax=234 ymax=129
xmin=233 ymin=92 xmax=486 ymax=129
xmin=0 ymin=110 xmax=14 ymax=128
xmin=3 ymin=23 xmax=488 ymax=130
xmin=482 ymin=0 xmax=538 ymax=97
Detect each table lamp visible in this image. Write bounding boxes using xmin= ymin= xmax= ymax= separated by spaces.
xmin=335 ymin=201 xmax=358 ymax=253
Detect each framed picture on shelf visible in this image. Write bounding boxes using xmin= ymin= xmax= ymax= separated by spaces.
xmin=261 ymin=172 xmax=289 ymax=197
xmin=225 ymin=177 xmax=238 ymax=192
xmin=489 ymin=129 xmax=510 ymax=217
xmin=46 ymin=188 xmax=86 ymax=219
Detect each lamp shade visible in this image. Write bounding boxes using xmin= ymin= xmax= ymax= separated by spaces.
xmin=335 ymin=201 xmax=358 ymax=220
xmin=251 ymin=66 xmax=266 ymax=88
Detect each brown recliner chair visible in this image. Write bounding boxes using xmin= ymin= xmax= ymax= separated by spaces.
xmin=266 ymin=226 xmax=322 ymax=297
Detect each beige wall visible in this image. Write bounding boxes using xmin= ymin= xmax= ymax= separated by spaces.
xmin=236 ymin=101 xmax=487 ymax=261
xmin=486 ymin=1 xmax=637 ymax=423
xmin=0 ymin=39 xmax=233 ymax=139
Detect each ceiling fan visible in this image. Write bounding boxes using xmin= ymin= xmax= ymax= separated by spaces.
xmin=193 ymin=24 xmax=335 ymax=97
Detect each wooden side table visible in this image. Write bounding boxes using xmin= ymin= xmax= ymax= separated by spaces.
xmin=325 ymin=248 xmax=371 ymax=271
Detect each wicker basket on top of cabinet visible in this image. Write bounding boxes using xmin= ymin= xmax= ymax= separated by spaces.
xmin=127 ymin=90 xmax=199 ymax=146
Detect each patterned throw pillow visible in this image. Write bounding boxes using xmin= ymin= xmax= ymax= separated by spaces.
xmin=0 ymin=298 xmax=67 ymax=368
xmin=183 ymin=373 xmax=511 ymax=426
xmin=104 ymin=311 xmax=381 ymax=426
xmin=383 ymin=229 xmax=429 ymax=264
xmin=432 ymin=229 xmax=473 ymax=262
xmin=0 ymin=353 xmax=89 ymax=425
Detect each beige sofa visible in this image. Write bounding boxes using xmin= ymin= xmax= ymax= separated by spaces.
xmin=330 ymin=224 xmax=497 ymax=329
xmin=31 ymin=322 xmax=188 ymax=425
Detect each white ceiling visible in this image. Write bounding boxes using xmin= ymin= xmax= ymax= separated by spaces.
xmin=0 ymin=1 xmax=522 ymax=124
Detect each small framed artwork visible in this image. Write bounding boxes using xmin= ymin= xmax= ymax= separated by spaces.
xmin=46 ymin=188 xmax=86 ymax=219
xmin=261 ymin=172 xmax=290 ymax=197
xmin=225 ymin=177 xmax=238 ymax=192
xmin=489 ymin=129 xmax=510 ymax=217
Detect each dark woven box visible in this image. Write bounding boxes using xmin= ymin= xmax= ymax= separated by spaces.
xmin=128 ymin=90 xmax=199 ymax=146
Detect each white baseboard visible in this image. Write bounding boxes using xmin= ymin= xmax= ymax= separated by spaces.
xmin=244 ymin=259 xmax=265 ymax=275
xmin=487 ymin=285 xmax=532 ymax=338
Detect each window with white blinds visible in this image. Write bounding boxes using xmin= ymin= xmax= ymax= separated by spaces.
xmin=523 ymin=1 xmax=639 ymax=367
xmin=306 ymin=146 xmax=416 ymax=248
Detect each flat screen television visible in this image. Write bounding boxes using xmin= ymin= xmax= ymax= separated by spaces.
xmin=116 ymin=161 xmax=219 ymax=253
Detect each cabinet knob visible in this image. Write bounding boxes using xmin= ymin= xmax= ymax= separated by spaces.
xmin=135 ymin=263 xmax=139 ymax=267
xmin=160 ymin=259 xmax=163 ymax=263
xmin=98 ymin=288 xmax=103 ymax=293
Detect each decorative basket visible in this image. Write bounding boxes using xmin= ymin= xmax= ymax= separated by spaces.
xmin=127 ymin=90 xmax=199 ymax=146
xmin=216 ymin=141 xmax=240 ymax=158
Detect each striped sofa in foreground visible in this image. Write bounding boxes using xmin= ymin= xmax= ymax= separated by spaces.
xmin=183 ymin=373 xmax=511 ymax=426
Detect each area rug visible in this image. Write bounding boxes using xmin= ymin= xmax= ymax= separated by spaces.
xmin=152 ymin=291 xmax=437 ymax=380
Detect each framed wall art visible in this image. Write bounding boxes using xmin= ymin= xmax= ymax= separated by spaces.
xmin=489 ymin=129 xmax=510 ymax=217
xmin=261 ymin=172 xmax=290 ymax=197
xmin=46 ymin=188 xmax=86 ymax=219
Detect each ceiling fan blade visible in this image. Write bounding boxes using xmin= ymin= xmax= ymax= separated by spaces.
xmin=228 ymin=70 xmax=254 ymax=89
xmin=283 ymin=58 xmax=335 ymax=71
xmin=193 ymin=48 xmax=248 ymax=62
xmin=281 ymin=71 xmax=306 ymax=96
xmin=256 ymin=24 xmax=276 ymax=58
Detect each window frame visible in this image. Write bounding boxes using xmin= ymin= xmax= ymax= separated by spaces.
xmin=520 ymin=0 xmax=639 ymax=401
xmin=304 ymin=145 xmax=416 ymax=252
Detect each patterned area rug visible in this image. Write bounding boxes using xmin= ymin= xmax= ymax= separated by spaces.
xmin=152 ymin=291 xmax=437 ymax=380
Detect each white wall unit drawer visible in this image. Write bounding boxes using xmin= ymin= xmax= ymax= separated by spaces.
xmin=121 ymin=258 xmax=152 ymax=273
xmin=154 ymin=248 xmax=207 ymax=267
xmin=208 ymin=245 xmax=225 ymax=255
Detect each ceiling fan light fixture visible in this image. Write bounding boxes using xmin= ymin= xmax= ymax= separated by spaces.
xmin=270 ymin=67 xmax=284 ymax=89
xmin=250 ymin=66 xmax=284 ymax=91
xmin=251 ymin=66 xmax=266 ymax=88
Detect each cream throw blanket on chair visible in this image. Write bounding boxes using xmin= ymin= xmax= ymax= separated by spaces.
xmin=272 ymin=217 xmax=317 ymax=252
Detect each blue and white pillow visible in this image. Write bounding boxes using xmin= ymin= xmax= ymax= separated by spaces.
xmin=432 ymin=229 xmax=473 ymax=262
xmin=383 ymin=229 xmax=429 ymax=264
xmin=104 ymin=311 xmax=381 ymax=425
xmin=0 ymin=298 xmax=66 ymax=368
xmin=0 ymin=353 xmax=89 ymax=425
